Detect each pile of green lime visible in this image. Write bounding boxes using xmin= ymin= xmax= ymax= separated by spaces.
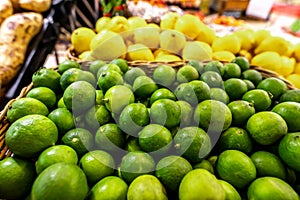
xmin=1 ymin=57 xmax=300 ymax=199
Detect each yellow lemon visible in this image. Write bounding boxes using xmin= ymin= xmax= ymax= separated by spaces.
xmin=71 ymin=27 xmax=96 ymax=54
xmin=253 ymin=29 xmax=271 ymax=48
xmin=153 ymin=48 xmax=170 ymax=57
xmin=213 ymin=51 xmax=236 ymax=62
xmin=254 ymin=36 xmax=291 ymax=56
xmin=293 ymin=62 xmax=300 ymax=74
xmin=127 ymin=43 xmax=154 ymax=61
xmin=95 ymin=17 xmax=111 ymax=33
xmin=195 ymin=26 xmax=216 ymax=45
xmin=160 ymin=12 xmax=180 ymax=30
xmin=277 ymin=56 xmax=295 ymax=77
xmin=108 ymin=16 xmax=129 ymax=33
xmin=251 ymin=51 xmax=282 ymax=72
xmin=174 ymin=14 xmax=204 ymax=40
xmin=212 ymin=34 xmax=241 ymax=54
xmin=182 ymin=41 xmax=212 ymax=61
xmin=232 ymin=29 xmax=255 ymax=51
xmin=286 ymin=74 xmax=300 ymax=89
xmin=155 ymin=54 xmax=182 ymax=62
xmin=128 ymin=16 xmax=147 ymax=30
xmin=133 ymin=27 xmax=160 ymax=49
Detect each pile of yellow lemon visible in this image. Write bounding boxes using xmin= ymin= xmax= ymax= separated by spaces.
xmin=70 ymin=12 xmax=300 ymax=88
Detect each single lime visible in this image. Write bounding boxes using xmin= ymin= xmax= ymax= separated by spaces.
xmin=242 ymin=89 xmax=272 ymax=111
xmin=32 ymin=67 xmax=61 ymax=93
xmin=188 ymin=60 xmax=204 ymax=74
xmin=257 ymin=77 xmax=287 ymax=100
xmin=153 ymin=64 xmax=176 ymax=87
xmin=88 ymin=59 xmax=106 ymax=76
xmin=97 ymin=63 xmax=123 ymax=78
xmin=149 ymin=88 xmax=177 ymax=105
xmin=246 ymin=111 xmax=288 ymax=145
xmin=204 ymin=60 xmax=225 ymax=76
xmin=231 ymin=56 xmax=250 ymax=71
xmin=222 ymin=62 xmax=241 ymax=80
xmin=176 ymin=64 xmax=199 ymax=83
xmin=97 ymin=69 xmax=124 ymax=92
xmin=209 ymin=88 xmax=229 ymax=104
xmin=124 ymin=67 xmax=146 ymax=85
xmin=200 ymin=71 xmax=224 ymax=88
xmin=110 ymin=58 xmax=129 ymax=73
xmin=224 ymin=78 xmax=248 ymax=100
xmin=241 ymin=69 xmax=262 ymax=86
xmin=48 ymin=108 xmax=75 ymax=135
xmin=243 ymin=79 xmax=256 ymax=90
xmin=188 ymin=80 xmax=211 ymax=103
xmin=133 ymin=75 xmax=158 ymax=99
xmin=279 ymin=89 xmax=300 ymax=103
xmin=58 ymin=59 xmax=81 ymax=74
xmin=26 ymin=87 xmax=57 ymax=109
xmin=60 ymin=68 xmax=96 ymax=90
xmin=227 ymin=100 xmax=255 ymax=126
xmin=193 ymin=159 xmax=214 ymax=174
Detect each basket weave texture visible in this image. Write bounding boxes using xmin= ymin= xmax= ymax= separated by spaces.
xmin=0 ymin=60 xmax=296 ymax=160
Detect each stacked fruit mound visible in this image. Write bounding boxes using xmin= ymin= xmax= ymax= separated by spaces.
xmin=1 ymin=57 xmax=300 ymax=199
xmin=70 ymin=12 xmax=300 ymax=88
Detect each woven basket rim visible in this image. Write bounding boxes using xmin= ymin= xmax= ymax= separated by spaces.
xmin=0 ymin=61 xmax=297 ymax=160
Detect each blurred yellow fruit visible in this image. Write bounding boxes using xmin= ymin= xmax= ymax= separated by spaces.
xmin=232 ymin=29 xmax=255 ymax=51
xmin=251 ymin=51 xmax=282 ymax=72
xmin=182 ymin=41 xmax=212 ymax=61
xmin=238 ymin=50 xmax=252 ymax=61
xmin=155 ymin=54 xmax=182 ymax=62
xmin=95 ymin=17 xmax=111 ymax=33
xmin=286 ymin=74 xmax=300 ymax=89
xmin=160 ymin=29 xmax=186 ymax=55
xmin=212 ymin=34 xmax=241 ymax=54
xmin=147 ymin=23 xmax=160 ymax=30
xmin=253 ymin=29 xmax=271 ymax=48
xmin=174 ymin=14 xmax=204 ymax=40
xmin=71 ymin=27 xmax=96 ymax=54
xmin=127 ymin=43 xmax=154 ymax=61
xmin=133 ymin=26 xmax=160 ymax=49
xmin=195 ymin=26 xmax=216 ymax=45
xmin=108 ymin=16 xmax=129 ymax=33
xmin=277 ymin=56 xmax=295 ymax=77
xmin=254 ymin=36 xmax=292 ymax=57
xmin=213 ymin=51 xmax=236 ymax=62
xmin=160 ymin=12 xmax=180 ymax=30
xmin=153 ymin=49 xmax=170 ymax=57
xmin=294 ymin=62 xmax=300 ymax=74
xmin=128 ymin=16 xmax=147 ymax=30
xmin=293 ymin=43 xmax=300 ymax=62
xmin=90 ymin=30 xmax=126 ymax=61
xmin=78 ymin=51 xmax=93 ymax=61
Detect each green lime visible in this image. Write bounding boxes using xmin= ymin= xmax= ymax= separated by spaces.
xmin=204 ymin=60 xmax=225 ymax=76
xmin=61 ymin=128 xmax=94 ymax=157
xmin=217 ymin=127 xmax=253 ymax=154
xmin=35 ymin=145 xmax=78 ymax=175
xmin=247 ymin=177 xmax=299 ymax=200
xmin=97 ymin=70 xmax=124 ymax=92
xmin=124 ymin=67 xmax=146 ymax=85
xmin=257 ymin=77 xmax=287 ymax=100
xmin=174 ymin=126 xmax=211 ymax=163
xmin=278 ymin=132 xmax=300 ymax=172
xmin=119 ymin=151 xmax=155 ymax=183
xmin=218 ymin=180 xmax=242 ymax=200
xmin=32 ymin=68 xmax=61 ymax=93
xmin=88 ymin=176 xmax=128 ymax=200
xmin=227 ymin=100 xmax=255 ymax=126
xmin=272 ymin=102 xmax=300 ymax=132
xmin=97 ymin=63 xmax=123 ymax=78
xmin=188 ymin=80 xmax=211 ymax=103
xmin=179 ymin=169 xmax=225 ymax=200
xmin=209 ymin=88 xmax=229 ymax=104
xmin=95 ymin=123 xmax=126 ymax=152
xmin=153 ymin=64 xmax=176 ymax=87
xmin=155 ymin=155 xmax=193 ymax=192
xmin=5 ymin=114 xmax=58 ymax=158
xmin=200 ymin=71 xmax=224 ymax=88
xmin=118 ymin=103 xmax=150 ymax=136
xmin=243 ymin=79 xmax=256 ymax=90
xmin=222 ymin=62 xmax=241 ymax=80
xmin=88 ymin=59 xmax=106 ymax=76
xmin=48 ymin=108 xmax=75 ymax=135
xmin=149 ymin=88 xmax=177 ymax=105
xmin=95 ymin=89 xmax=104 ymax=105
xmin=79 ymin=150 xmax=115 ymax=185
xmin=246 ymin=111 xmax=288 ymax=145
xmin=242 ymin=89 xmax=272 ymax=111
xmin=250 ymin=151 xmax=287 ymax=180
xmin=63 ymin=81 xmax=96 ymax=114
xmin=187 ymin=60 xmax=204 ymax=74
xmin=176 ymin=100 xmax=193 ymax=127
xmin=138 ymin=124 xmax=172 ymax=154
xmin=150 ymin=99 xmax=181 ymax=128
xmin=60 ymin=68 xmax=96 ymax=90
xmin=216 ymin=149 xmax=256 ymax=189
xmin=193 ymin=159 xmax=214 ymax=174
xmin=26 ymin=87 xmax=57 ymax=109
xmin=30 ymin=163 xmax=89 ymax=200
xmin=0 ymin=157 xmax=36 ymax=199
xmin=57 ymin=96 xmax=66 ymax=108
xmin=133 ymin=75 xmax=158 ymax=99
xmin=110 ymin=58 xmax=129 ymax=73
xmin=125 ymin=136 xmax=142 ymax=152
xmin=194 ymin=99 xmax=232 ymax=133
xmin=85 ymin=104 xmax=111 ymax=130
xmin=127 ymin=175 xmax=167 ymax=200
xmin=176 ymin=64 xmax=199 ymax=83
xmin=279 ymin=89 xmax=300 ymax=103
xmin=231 ymin=56 xmax=250 ymax=71
xmin=174 ymin=82 xmax=197 ymax=105
xmin=104 ymin=85 xmax=135 ymax=114
xmin=224 ymin=78 xmax=248 ymax=100
xmin=7 ymin=97 xmax=49 ymax=123
xmin=58 ymin=59 xmax=81 ymax=74
xmin=241 ymin=69 xmax=262 ymax=86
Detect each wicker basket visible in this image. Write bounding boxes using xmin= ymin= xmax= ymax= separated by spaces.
xmin=0 ymin=60 xmax=296 ymax=160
